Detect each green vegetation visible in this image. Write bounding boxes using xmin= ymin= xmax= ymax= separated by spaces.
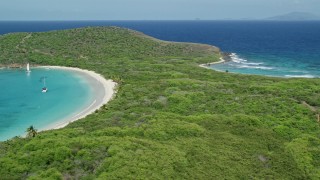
xmin=0 ymin=27 xmax=319 ymax=179
xmin=26 ymin=125 xmax=38 ymax=138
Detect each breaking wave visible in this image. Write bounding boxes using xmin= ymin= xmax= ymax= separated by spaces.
xmin=237 ymin=65 xmax=274 ymax=70
xmin=229 ymin=53 xmax=273 ymax=70
xmin=284 ymin=75 xmax=316 ymax=78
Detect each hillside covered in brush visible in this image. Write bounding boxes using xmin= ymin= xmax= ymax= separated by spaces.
xmin=0 ymin=27 xmax=319 ymax=179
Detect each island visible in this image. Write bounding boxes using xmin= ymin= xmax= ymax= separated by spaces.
xmin=266 ymin=12 xmax=320 ymax=21
xmin=0 ymin=27 xmax=319 ymax=179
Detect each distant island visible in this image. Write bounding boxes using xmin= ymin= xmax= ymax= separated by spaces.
xmin=266 ymin=12 xmax=320 ymax=21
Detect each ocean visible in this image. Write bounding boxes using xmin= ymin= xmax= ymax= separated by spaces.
xmin=0 ymin=68 xmax=92 ymax=141
xmin=1 ymin=20 xmax=320 ymax=77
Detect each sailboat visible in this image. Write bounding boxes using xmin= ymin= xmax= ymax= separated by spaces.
xmin=26 ymin=63 xmax=31 ymax=73
xmin=42 ymin=77 xmax=48 ymax=93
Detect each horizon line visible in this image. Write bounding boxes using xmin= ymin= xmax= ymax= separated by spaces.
xmin=1 ymin=19 xmax=320 ymax=22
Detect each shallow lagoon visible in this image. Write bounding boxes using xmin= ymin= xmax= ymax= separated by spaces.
xmin=0 ymin=68 xmax=92 ymax=141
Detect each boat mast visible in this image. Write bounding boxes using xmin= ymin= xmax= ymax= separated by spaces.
xmin=26 ymin=63 xmax=31 ymax=72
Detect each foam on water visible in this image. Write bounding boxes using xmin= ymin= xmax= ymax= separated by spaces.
xmin=284 ymin=75 xmax=315 ymax=78
xmin=230 ymin=53 xmax=247 ymax=63
xmin=228 ymin=53 xmax=273 ymax=69
xmin=212 ymin=52 xmax=319 ymax=78
xmin=242 ymin=62 xmax=264 ymax=65
xmin=237 ymin=65 xmax=274 ymax=70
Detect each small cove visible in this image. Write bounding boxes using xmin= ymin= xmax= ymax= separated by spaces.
xmin=0 ymin=67 xmax=93 ymax=141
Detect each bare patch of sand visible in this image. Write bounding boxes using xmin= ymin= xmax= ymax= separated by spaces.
xmin=199 ymin=58 xmax=225 ymax=69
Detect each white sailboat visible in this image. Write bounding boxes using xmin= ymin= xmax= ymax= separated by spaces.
xmin=26 ymin=63 xmax=31 ymax=73
xmin=42 ymin=77 xmax=48 ymax=93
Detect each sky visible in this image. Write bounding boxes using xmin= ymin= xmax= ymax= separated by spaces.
xmin=1 ymin=0 xmax=320 ymax=20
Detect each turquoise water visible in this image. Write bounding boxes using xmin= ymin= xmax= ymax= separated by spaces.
xmin=0 ymin=68 xmax=92 ymax=141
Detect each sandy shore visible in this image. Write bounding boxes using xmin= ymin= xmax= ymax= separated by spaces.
xmin=199 ymin=58 xmax=225 ymax=69
xmin=38 ymin=66 xmax=117 ymax=131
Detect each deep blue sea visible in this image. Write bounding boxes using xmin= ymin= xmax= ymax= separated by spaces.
xmin=1 ymin=21 xmax=320 ymax=77
xmin=1 ymin=21 xmax=320 ymax=140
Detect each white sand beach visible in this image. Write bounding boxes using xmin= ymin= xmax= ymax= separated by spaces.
xmin=39 ymin=66 xmax=117 ymax=131
xmin=199 ymin=58 xmax=225 ymax=69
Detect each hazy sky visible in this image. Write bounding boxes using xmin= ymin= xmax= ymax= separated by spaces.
xmin=1 ymin=0 xmax=319 ymax=20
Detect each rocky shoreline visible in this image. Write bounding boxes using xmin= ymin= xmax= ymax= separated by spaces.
xmin=0 ymin=63 xmax=24 ymax=69
xmin=221 ymin=52 xmax=233 ymax=62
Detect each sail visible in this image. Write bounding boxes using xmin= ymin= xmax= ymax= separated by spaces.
xmin=27 ymin=63 xmax=31 ymax=72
